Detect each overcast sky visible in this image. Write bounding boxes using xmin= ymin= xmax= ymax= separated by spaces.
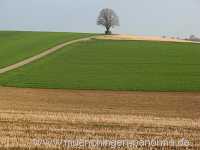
xmin=0 ymin=0 xmax=199 ymax=37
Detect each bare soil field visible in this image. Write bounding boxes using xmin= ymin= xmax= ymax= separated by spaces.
xmin=0 ymin=87 xmax=199 ymax=149
xmin=95 ymin=34 xmax=197 ymax=43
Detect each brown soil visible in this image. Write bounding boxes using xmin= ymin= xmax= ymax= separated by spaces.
xmin=0 ymin=87 xmax=199 ymax=149
xmin=0 ymin=87 xmax=199 ymax=119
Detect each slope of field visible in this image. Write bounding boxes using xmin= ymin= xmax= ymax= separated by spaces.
xmin=0 ymin=31 xmax=92 ymax=68
xmin=0 ymin=87 xmax=199 ymax=149
xmin=0 ymin=39 xmax=200 ymax=91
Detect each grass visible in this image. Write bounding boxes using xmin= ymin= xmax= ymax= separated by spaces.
xmin=1 ymin=39 xmax=200 ymax=91
xmin=0 ymin=31 xmax=92 ymax=68
xmin=0 ymin=88 xmax=199 ymax=149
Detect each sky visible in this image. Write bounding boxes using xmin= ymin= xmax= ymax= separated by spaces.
xmin=0 ymin=0 xmax=199 ymax=38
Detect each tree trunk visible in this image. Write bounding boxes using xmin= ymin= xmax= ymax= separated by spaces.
xmin=105 ymin=27 xmax=111 ymax=35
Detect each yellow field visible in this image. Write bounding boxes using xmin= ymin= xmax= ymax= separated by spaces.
xmin=0 ymin=87 xmax=199 ymax=149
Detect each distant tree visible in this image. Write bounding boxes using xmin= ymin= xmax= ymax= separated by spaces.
xmin=189 ymin=35 xmax=200 ymax=42
xmin=97 ymin=8 xmax=119 ymax=35
xmin=189 ymin=35 xmax=197 ymax=40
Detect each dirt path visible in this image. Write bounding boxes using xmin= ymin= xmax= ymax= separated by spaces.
xmin=0 ymin=36 xmax=94 ymax=74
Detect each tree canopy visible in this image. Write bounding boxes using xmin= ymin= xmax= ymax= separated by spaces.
xmin=97 ymin=8 xmax=119 ymax=35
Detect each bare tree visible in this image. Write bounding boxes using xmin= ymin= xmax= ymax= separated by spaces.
xmin=189 ymin=35 xmax=200 ymax=42
xmin=189 ymin=35 xmax=197 ymax=40
xmin=97 ymin=8 xmax=119 ymax=35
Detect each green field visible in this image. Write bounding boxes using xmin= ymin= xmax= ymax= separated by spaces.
xmin=0 ymin=31 xmax=92 ymax=68
xmin=0 ymin=39 xmax=200 ymax=91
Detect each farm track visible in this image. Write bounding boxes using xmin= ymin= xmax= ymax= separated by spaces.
xmin=0 ymin=36 xmax=94 ymax=74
